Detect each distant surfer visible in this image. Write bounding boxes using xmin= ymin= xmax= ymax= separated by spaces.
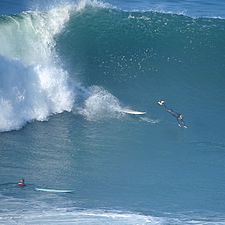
xmin=17 ymin=178 xmax=25 ymax=187
xmin=158 ymin=100 xmax=187 ymax=128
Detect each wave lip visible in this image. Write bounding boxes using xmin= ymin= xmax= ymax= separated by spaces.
xmin=0 ymin=207 xmax=161 ymax=225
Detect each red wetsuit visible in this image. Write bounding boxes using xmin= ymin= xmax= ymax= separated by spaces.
xmin=17 ymin=180 xmax=25 ymax=187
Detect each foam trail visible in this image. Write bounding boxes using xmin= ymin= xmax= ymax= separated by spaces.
xmin=0 ymin=201 xmax=162 ymax=225
xmin=139 ymin=116 xmax=160 ymax=124
xmin=1 ymin=202 xmax=224 ymax=225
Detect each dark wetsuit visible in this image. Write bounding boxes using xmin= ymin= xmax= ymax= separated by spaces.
xmin=162 ymin=104 xmax=187 ymax=128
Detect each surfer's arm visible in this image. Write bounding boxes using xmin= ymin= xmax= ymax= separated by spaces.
xmin=159 ymin=102 xmax=179 ymax=117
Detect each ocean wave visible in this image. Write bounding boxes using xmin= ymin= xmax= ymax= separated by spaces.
xmin=1 ymin=0 xmax=225 ymax=132
xmin=0 ymin=1 xmax=120 ymax=132
xmin=56 ymin=3 xmax=225 ymax=88
xmin=1 ymin=205 xmax=225 ymax=225
xmin=0 ymin=4 xmax=76 ymax=132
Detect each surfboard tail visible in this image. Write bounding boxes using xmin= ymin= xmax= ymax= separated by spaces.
xmin=119 ymin=109 xmax=146 ymax=115
xmin=35 ymin=188 xmax=73 ymax=193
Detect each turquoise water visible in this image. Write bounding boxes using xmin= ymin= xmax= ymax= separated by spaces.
xmin=0 ymin=0 xmax=225 ymax=224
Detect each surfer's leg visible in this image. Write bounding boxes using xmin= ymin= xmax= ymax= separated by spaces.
xmin=177 ymin=118 xmax=187 ymax=128
xmin=158 ymin=100 xmax=165 ymax=106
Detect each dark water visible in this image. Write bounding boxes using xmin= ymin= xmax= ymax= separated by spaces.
xmin=0 ymin=0 xmax=225 ymax=224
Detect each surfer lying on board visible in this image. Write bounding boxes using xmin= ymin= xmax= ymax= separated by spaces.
xmin=158 ymin=100 xmax=187 ymax=128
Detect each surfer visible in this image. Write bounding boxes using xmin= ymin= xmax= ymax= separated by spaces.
xmin=158 ymin=100 xmax=187 ymax=128
xmin=17 ymin=178 xmax=25 ymax=187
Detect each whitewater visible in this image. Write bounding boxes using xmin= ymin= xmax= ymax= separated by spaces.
xmin=0 ymin=5 xmax=74 ymax=131
xmin=1 ymin=0 xmax=225 ymax=224
xmin=0 ymin=1 xmax=131 ymax=132
xmin=0 ymin=0 xmax=225 ymax=132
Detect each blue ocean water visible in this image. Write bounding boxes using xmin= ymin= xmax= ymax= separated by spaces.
xmin=0 ymin=0 xmax=225 ymax=224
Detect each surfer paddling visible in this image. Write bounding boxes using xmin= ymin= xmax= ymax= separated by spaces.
xmin=17 ymin=178 xmax=26 ymax=187
xmin=158 ymin=100 xmax=187 ymax=128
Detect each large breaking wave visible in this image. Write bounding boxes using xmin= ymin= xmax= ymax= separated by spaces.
xmin=0 ymin=1 xmax=124 ymax=132
xmin=0 ymin=5 xmax=75 ymax=131
xmin=0 ymin=0 xmax=225 ymax=131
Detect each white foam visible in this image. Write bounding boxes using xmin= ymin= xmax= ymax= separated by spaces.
xmin=0 ymin=57 xmax=74 ymax=132
xmin=75 ymin=0 xmax=114 ymax=12
xmin=0 ymin=5 xmax=72 ymax=65
xmin=0 ymin=208 xmax=162 ymax=225
xmin=78 ymin=86 xmax=124 ymax=121
xmin=139 ymin=117 xmax=160 ymax=124
xmin=0 ymin=5 xmax=75 ymax=132
xmin=0 ymin=1 xmax=146 ymax=132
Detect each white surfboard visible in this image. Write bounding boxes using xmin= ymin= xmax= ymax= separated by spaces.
xmin=35 ymin=188 xmax=73 ymax=193
xmin=120 ymin=109 xmax=146 ymax=115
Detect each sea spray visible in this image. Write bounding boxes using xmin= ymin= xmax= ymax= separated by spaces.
xmin=0 ymin=5 xmax=74 ymax=132
xmin=0 ymin=1 xmax=140 ymax=132
xmin=78 ymin=86 xmax=124 ymax=120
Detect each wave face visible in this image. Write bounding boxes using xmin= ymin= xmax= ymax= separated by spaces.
xmin=55 ymin=3 xmax=225 ymax=129
xmin=57 ymin=5 xmax=225 ymax=83
xmin=0 ymin=1 xmax=132 ymax=132
xmin=1 ymin=0 xmax=225 ymax=131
